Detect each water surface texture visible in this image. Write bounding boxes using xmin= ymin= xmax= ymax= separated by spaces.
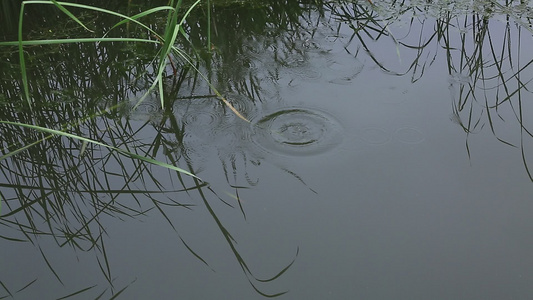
xmin=2 ymin=0 xmax=533 ymax=299
xmin=252 ymin=107 xmax=344 ymax=156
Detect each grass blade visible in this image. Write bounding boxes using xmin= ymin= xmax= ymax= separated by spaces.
xmin=0 ymin=121 xmax=201 ymax=180
xmin=49 ymin=0 xmax=94 ymax=32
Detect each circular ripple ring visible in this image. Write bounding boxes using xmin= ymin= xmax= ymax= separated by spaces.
xmin=252 ymin=107 xmax=343 ymax=156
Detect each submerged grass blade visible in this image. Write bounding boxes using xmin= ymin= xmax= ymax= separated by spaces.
xmin=56 ymin=285 xmax=96 ymax=300
xmin=108 ymin=279 xmax=137 ymax=300
xmin=195 ymin=182 xmax=294 ymax=297
xmin=0 ymin=136 xmax=50 ymax=161
xmin=15 ymin=279 xmax=37 ymax=293
xmin=178 ymin=234 xmax=214 ymax=271
xmin=0 ymin=281 xmax=13 ymax=298
xmin=39 ymin=246 xmax=63 ymax=285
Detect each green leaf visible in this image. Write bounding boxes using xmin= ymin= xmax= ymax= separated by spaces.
xmin=0 ymin=121 xmax=201 ymax=180
xmin=49 ymin=0 xmax=94 ymax=32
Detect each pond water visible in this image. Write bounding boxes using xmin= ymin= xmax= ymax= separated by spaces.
xmin=2 ymin=0 xmax=533 ymax=299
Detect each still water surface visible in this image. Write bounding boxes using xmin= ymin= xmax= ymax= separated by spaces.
xmin=2 ymin=0 xmax=533 ymax=299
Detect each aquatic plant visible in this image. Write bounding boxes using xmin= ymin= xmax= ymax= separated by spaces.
xmin=331 ymin=0 xmax=533 ymax=181
xmin=0 ymin=1 xmax=296 ymax=298
xmin=0 ymin=0 xmax=206 ymax=175
xmin=2 ymin=0 xmax=533 ymax=298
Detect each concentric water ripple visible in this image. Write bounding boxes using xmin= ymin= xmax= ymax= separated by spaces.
xmin=128 ymin=97 xmax=162 ymax=123
xmin=182 ymin=105 xmax=221 ymax=125
xmin=325 ymin=57 xmax=364 ymax=85
xmin=173 ymin=98 xmax=224 ymax=140
xmin=252 ymin=108 xmax=344 ymax=156
xmin=395 ymin=126 xmax=425 ymax=144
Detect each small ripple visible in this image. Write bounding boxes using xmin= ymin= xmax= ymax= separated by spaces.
xmin=325 ymin=57 xmax=364 ymax=85
xmin=219 ymin=93 xmax=259 ymax=123
xmin=175 ymin=98 xmax=224 ymax=140
xmin=359 ymin=126 xmax=392 ymax=145
xmin=395 ymin=127 xmax=425 ymax=144
xmin=252 ymin=107 xmax=344 ymax=157
xmin=283 ymin=62 xmax=323 ymax=82
xmin=183 ymin=110 xmax=221 ymax=128
xmin=128 ymin=98 xmax=162 ymax=123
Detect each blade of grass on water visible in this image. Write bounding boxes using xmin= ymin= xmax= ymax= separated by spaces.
xmin=18 ymin=2 xmax=31 ymax=111
xmin=49 ymin=0 xmax=94 ymax=32
xmin=0 ymin=121 xmax=201 ymax=180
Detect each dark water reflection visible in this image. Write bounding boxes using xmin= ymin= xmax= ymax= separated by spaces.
xmin=2 ymin=0 xmax=533 ymax=298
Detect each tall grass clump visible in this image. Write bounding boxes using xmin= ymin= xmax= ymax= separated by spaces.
xmin=0 ymin=0 xmax=247 ymax=178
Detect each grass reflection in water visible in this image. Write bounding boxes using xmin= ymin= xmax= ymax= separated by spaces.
xmin=1 ymin=0 xmax=533 ymax=298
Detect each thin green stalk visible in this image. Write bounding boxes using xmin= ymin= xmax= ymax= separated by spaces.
xmin=18 ymin=2 xmax=31 ymax=112
xmin=133 ymin=0 xmax=202 ymax=110
xmin=0 ymin=121 xmax=201 ymax=180
xmin=4 ymin=0 xmax=245 ymax=120
xmin=207 ymin=0 xmax=211 ymax=52
xmin=49 ymin=0 xmax=94 ymax=32
xmin=0 ymin=38 xmax=160 ymax=46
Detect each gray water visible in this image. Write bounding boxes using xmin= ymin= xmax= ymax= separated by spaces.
xmin=2 ymin=0 xmax=533 ymax=299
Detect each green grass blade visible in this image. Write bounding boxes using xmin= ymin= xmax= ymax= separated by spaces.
xmin=152 ymin=4 xmax=179 ymax=108
xmin=169 ymin=45 xmax=250 ymax=122
xmin=207 ymin=0 xmax=211 ymax=51
xmin=0 ymin=138 xmax=47 ymax=161
xmin=49 ymin=0 xmax=94 ymax=32
xmin=9 ymin=1 xmax=205 ymax=113
xmin=0 ymin=37 xmax=159 ymax=46
xmin=104 ymin=6 xmax=174 ymax=37
xmin=0 ymin=121 xmax=201 ymax=180
xmin=154 ymin=0 xmax=200 ymax=108
xmin=18 ymin=2 xmax=31 ymax=111
xmin=21 ymin=1 xmax=172 ymax=41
